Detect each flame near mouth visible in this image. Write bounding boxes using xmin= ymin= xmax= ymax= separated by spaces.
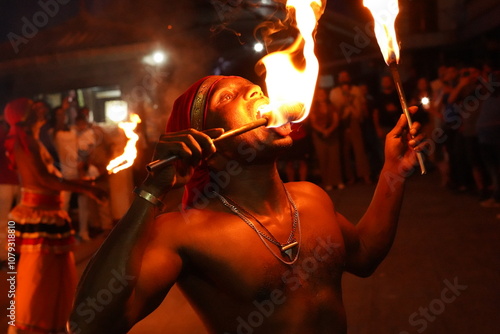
xmin=257 ymin=102 xmax=305 ymax=128
xmin=258 ymin=0 xmax=324 ymax=128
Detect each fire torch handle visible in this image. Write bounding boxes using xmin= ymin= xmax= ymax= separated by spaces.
xmin=146 ymin=118 xmax=268 ymax=172
xmin=389 ymin=62 xmax=426 ymax=175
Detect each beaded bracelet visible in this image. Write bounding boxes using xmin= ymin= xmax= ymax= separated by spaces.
xmin=133 ymin=187 xmax=165 ymax=210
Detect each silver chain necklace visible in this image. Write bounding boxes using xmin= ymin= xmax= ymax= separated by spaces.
xmin=212 ymin=187 xmax=301 ymax=265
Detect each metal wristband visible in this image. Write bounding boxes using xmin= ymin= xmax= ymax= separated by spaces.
xmin=133 ymin=187 xmax=164 ymax=210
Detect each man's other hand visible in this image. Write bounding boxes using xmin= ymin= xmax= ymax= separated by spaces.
xmin=383 ymin=106 xmax=426 ymax=176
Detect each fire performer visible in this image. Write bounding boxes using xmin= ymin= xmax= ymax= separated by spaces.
xmin=4 ymin=98 xmax=106 ymax=334
xmin=69 ymin=75 xmax=425 ymax=334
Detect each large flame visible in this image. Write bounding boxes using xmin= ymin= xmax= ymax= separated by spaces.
xmin=363 ymin=0 xmax=400 ymax=64
xmin=107 ymin=114 xmax=141 ymax=174
xmin=258 ymin=0 xmax=323 ymax=127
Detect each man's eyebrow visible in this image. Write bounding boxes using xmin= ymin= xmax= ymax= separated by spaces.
xmin=211 ymin=89 xmax=224 ymax=103
xmin=214 ymin=85 xmax=237 ymax=99
xmin=210 ymin=88 xmax=229 ymax=105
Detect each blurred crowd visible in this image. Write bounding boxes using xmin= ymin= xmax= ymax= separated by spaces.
xmin=278 ymin=64 xmax=500 ymax=218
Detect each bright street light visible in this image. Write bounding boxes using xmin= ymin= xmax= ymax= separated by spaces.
xmin=254 ymin=42 xmax=264 ymax=52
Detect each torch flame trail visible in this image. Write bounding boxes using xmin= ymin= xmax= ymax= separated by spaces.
xmin=107 ymin=114 xmax=142 ymax=174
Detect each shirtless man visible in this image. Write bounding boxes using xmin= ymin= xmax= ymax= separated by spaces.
xmin=68 ymin=75 xmax=424 ymax=334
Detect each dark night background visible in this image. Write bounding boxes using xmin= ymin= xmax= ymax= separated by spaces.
xmin=1 ymin=0 xmax=498 ymax=96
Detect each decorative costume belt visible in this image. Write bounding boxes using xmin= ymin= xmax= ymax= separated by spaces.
xmin=8 ymin=188 xmax=74 ymax=254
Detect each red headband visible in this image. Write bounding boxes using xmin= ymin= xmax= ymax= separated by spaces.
xmin=166 ymin=76 xmax=224 ymax=132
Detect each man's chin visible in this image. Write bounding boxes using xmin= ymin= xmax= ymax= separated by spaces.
xmin=271 ymin=136 xmax=294 ymax=152
xmin=250 ymin=138 xmax=293 ymax=164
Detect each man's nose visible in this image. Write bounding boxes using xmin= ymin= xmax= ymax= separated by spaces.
xmin=244 ymin=85 xmax=263 ymax=100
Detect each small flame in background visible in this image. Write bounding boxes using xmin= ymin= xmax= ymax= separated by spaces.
xmin=106 ymin=113 xmax=142 ymax=174
xmin=258 ymin=0 xmax=324 ymax=128
xmin=363 ymin=0 xmax=400 ymax=64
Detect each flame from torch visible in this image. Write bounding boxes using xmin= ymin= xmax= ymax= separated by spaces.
xmin=107 ymin=114 xmax=142 ymax=174
xmin=258 ymin=0 xmax=324 ymax=127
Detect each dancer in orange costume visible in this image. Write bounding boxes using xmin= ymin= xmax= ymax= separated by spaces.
xmin=5 ymin=98 xmax=105 ymax=334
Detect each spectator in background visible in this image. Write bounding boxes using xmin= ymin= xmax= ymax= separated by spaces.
xmin=441 ymin=65 xmax=468 ymax=191
xmin=62 ymin=92 xmax=79 ymax=126
xmin=310 ymin=88 xmax=343 ymax=190
xmin=330 ymin=71 xmax=371 ymax=185
xmin=430 ymin=65 xmax=447 ymax=99
xmin=443 ymin=66 xmax=483 ymax=193
xmin=51 ymin=106 xmax=81 ymax=230
xmin=410 ymin=77 xmax=432 ymax=132
xmin=432 ymin=66 xmax=452 ymax=186
xmin=0 ymin=109 xmax=20 ymax=267
xmin=32 ymin=100 xmax=60 ymax=169
xmin=49 ymin=111 xmax=96 ymax=241
xmin=75 ymin=111 xmax=114 ymax=238
xmin=476 ymin=70 xmax=500 ymax=208
xmin=455 ymin=66 xmax=489 ymax=200
xmin=359 ymin=82 xmax=383 ymax=178
xmin=373 ymin=74 xmax=402 ymax=140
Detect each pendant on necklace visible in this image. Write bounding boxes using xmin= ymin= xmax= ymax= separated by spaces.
xmin=281 ymin=241 xmax=299 ymax=260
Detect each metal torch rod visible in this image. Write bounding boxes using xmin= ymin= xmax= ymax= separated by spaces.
xmin=146 ymin=118 xmax=269 ymax=172
xmin=389 ymin=61 xmax=426 ymax=175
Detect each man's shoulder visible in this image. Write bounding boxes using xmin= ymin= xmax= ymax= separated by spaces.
xmin=155 ymin=207 xmax=220 ymax=229
xmin=285 ymin=182 xmax=340 ymax=232
xmin=285 ymin=180 xmax=323 ymax=191
xmin=285 ymin=181 xmax=333 ymax=207
xmin=149 ymin=209 xmax=209 ymax=248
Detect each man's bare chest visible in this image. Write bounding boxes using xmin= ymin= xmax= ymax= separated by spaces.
xmin=178 ymin=210 xmax=346 ymax=301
